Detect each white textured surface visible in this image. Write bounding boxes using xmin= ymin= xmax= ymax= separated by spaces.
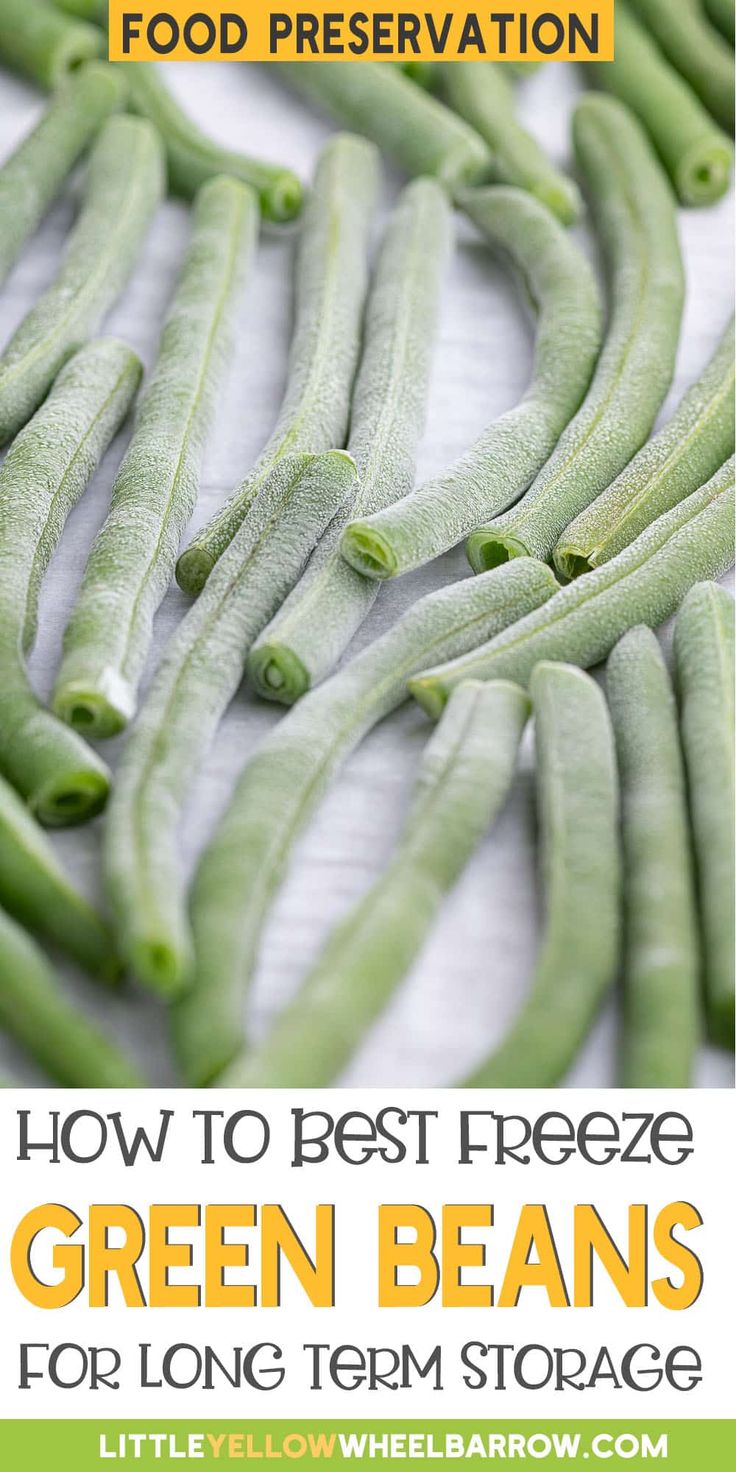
xmin=0 ymin=60 xmax=733 ymax=1088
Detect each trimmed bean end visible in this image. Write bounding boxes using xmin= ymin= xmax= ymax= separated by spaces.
xmin=53 ymin=681 xmax=133 ymax=740
xmin=248 ymin=643 xmax=310 ymax=705
xmin=130 ymin=937 xmax=192 ymax=999
xmin=407 ymin=676 xmax=450 ymax=722
xmin=678 ymin=138 xmax=733 ymax=207
xmin=264 ymin=173 xmax=305 ymax=223
xmin=51 ymin=27 xmax=105 ymax=88
xmin=466 ymin=529 xmax=532 ymax=574
xmin=535 ymin=178 xmax=584 ymax=227
xmin=341 ymin=523 xmax=399 ymax=580
xmin=31 ymin=769 xmax=110 ymax=828
xmin=553 ymin=545 xmax=595 ymax=581
xmin=176 ymin=544 xmax=215 ymax=597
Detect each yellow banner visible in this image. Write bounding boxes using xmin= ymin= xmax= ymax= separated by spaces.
xmin=108 ymin=3 xmax=615 ymax=63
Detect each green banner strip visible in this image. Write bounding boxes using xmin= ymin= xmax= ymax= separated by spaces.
xmin=0 ymin=1421 xmax=733 ymax=1470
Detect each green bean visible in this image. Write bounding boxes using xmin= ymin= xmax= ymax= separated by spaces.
xmin=704 ymin=0 xmax=735 ymax=45
xmin=221 ymin=679 xmax=530 ymax=1088
xmin=468 ymin=94 xmax=684 ymax=570
xmin=52 ymin=177 xmax=259 ymax=740
xmin=173 ymin=558 xmax=557 ymax=1084
xmin=411 ymin=461 xmax=736 ymax=719
xmin=592 ymin=2 xmax=733 ymax=207
xmin=105 ymin=450 xmax=358 ymax=998
xmin=0 ymin=63 xmax=124 ymax=290
xmin=0 ymin=0 xmax=102 ymax=90
xmin=248 ymin=179 xmax=451 ymax=706
xmin=0 ymin=338 xmax=141 ymax=825
xmin=0 ymin=771 xmax=117 ymax=981
xmin=0 ymin=907 xmax=142 ymax=1087
xmin=117 ymin=61 xmax=303 ymax=224
xmin=629 ymin=0 xmax=734 ymax=131
xmin=504 ymin=61 xmax=544 ymax=79
xmin=176 ymin=134 xmax=378 ymax=596
xmin=674 ymin=581 xmax=735 ymax=1048
xmin=275 ymin=61 xmax=491 ymax=193
xmin=555 ymin=318 xmax=735 ymax=578
xmin=50 ymin=0 xmax=107 ymax=19
xmin=459 ymin=662 xmax=620 ymax=1087
xmin=399 ymin=60 xmax=438 ymax=89
xmin=0 ymin=114 xmax=162 ymax=446
xmin=341 ymin=186 xmax=602 ymax=582
xmin=606 ymin=626 xmax=700 ymax=1086
xmin=440 ymin=63 xmax=582 ymax=223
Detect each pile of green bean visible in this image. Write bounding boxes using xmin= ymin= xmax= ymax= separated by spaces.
xmin=0 ymin=31 xmax=733 ymax=1089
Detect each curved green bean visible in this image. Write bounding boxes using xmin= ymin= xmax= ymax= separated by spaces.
xmin=119 ymin=61 xmax=303 ymax=223
xmin=704 ymin=0 xmax=735 ymax=44
xmin=0 ymin=907 xmax=142 ymax=1087
xmin=176 ymin=134 xmax=378 ymax=595
xmin=0 ymin=0 xmax=102 ymax=90
xmin=248 ymin=178 xmax=452 ymax=706
xmin=468 ymin=94 xmax=684 ymax=570
xmin=275 ymin=61 xmax=491 ymax=193
xmin=440 ymin=63 xmax=582 ymax=223
xmin=460 ymin=662 xmax=620 ymax=1088
xmin=341 ymin=186 xmax=602 ymax=582
xmin=411 ymin=460 xmax=736 ymax=719
xmin=0 ymin=338 xmax=141 ymax=825
xmin=593 ymin=2 xmax=733 ymax=207
xmin=555 ymin=318 xmax=735 ymax=578
xmin=105 ymin=450 xmax=358 ymax=998
xmin=0 ymin=63 xmax=124 ymax=290
xmin=0 ymin=771 xmax=117 ymax=981
xmin=607 ymin=626 xmax=700 ymax=1087
xmin=0 ymin=113 xmax=163 ymax=446
xmin=629 ymin=0 xmax=734 ymax=131
xmin=221 ymin=679 xmax=530 ymax=1088
xmin=173 ymin=558 xmax=557 ymax=1084
xmin=674 ymin=581 xmax=735 ymax=1048
xmin=53 ymin=177 xmax=259 ymax=739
